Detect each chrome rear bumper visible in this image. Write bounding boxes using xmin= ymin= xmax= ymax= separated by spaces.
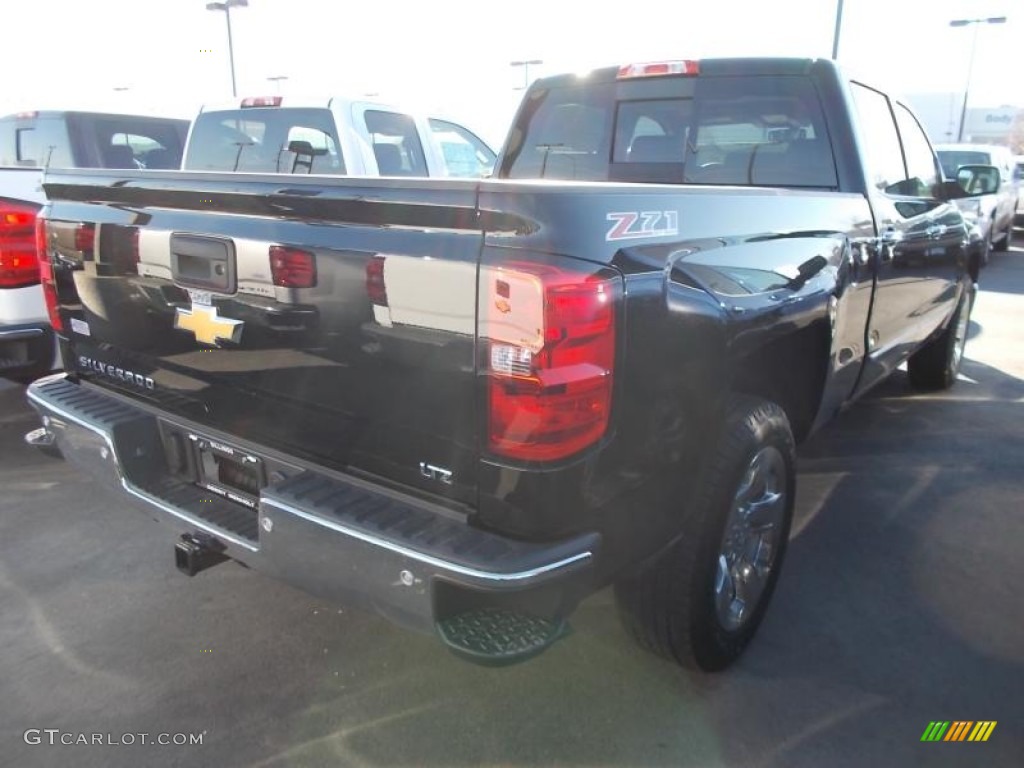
xmin=26 ymin=374 xmax=598 ymax=642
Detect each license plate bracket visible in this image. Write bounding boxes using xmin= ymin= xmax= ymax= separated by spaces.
xmin=192 ymin=435 xmax=263 ymax=509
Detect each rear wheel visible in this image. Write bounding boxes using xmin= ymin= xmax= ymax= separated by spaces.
xmin=907 ymin=286 xmax=972 ymax=390
xmin=992 ymin=217 xmax=1010 ymax=253
xmin=969 ymin=236 xmax=989 ymax=281
xmin=615 ymin=396 xmax=795 ymax=671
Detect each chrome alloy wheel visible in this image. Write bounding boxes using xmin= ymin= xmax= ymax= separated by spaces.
xmin=714 ymin=445 xmax=788 ymax=632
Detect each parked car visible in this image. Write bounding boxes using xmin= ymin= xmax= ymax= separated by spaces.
xmin=936 ymin=143 xmax=1017 ymax=261
xmin=183 ymin=96 xmax=496 ymax=178
xmin=1015 ymin=155 xmax=1024 ymax=226
xmin=26 ymin=58 xmax=987 ymax=672
xmin=0 ymin=110 xmax=189 ymax=381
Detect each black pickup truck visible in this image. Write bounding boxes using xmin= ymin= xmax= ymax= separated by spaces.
xmin=25 ymin=58 xmax=993 ymax=670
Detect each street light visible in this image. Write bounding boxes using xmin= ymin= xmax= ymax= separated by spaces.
xmin=949 ymin=16 xmax=1006 ymax=142
xmin=831 ymin=0 xmax=844 ymax=59
xmin=510 ymin=59 xmax=543 ymax=90
xmin=206 ymin=0 xmax=249 ymax=98
xmin=267 ymin=75 xmax=288 ymax=93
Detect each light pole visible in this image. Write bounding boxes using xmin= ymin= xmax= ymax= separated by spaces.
xmin=831 ymin=0 xmax=844 ymax=59
xmin=950 ymin=16 xmax=1006 ymax=142
xmin=206 ymin=0 xmax=249 ymax=98
xmin=510 ymin=59 xmax=543 ymax=90
xmin=267 ymin=75 xmax=288 ymax=93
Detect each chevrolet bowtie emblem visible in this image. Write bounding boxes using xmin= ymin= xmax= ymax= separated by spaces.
xmin=174 ymin=304 xmax=244 ymax=346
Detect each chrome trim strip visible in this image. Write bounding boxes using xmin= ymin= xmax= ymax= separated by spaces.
xmin=27 ymin=377 xmax=258 ymax=552
xmin=0 ymin=328 xmax=45 ymax=339
xmin=261 ymin=496 xmax=593 ymax=583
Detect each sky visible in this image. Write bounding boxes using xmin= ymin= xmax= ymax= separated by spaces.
xmin=1 ymin=0 xmax=1019 ymax=147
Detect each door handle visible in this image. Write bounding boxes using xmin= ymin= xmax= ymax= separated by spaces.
xmin=874 ymin=228 xmax=901 ymax=262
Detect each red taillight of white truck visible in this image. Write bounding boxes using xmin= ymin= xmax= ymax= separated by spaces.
xmin=0 ymin=200 xmax=41 ymax=288
xmin=270 ymin=245 xmax=317 ymax=288
xmin=34 ymin=216 xmax=65 ymax=333
xmin=482 ymin=259 xmax=618 ymax=462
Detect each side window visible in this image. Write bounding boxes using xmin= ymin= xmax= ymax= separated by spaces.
xmin=16 ymin=128 xmax=37 ymax=165
xmin=893 ymin=104 xmax=939 ymax=197
xmin=503 ymin=84 xmax=615 ymax=181
xmin=850 ymin=83 xmax=905 ymax=194
xmin=2 ymin=118 xmax=71 ymax=167
xmin=365 ymin=110 xmax=427 ymax=176
xmin=427 ymin=118 xmax=495 ymax=178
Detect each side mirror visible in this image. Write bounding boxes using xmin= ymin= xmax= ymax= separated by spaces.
xmin=955 ymin=164 xmax=1000 ymax=196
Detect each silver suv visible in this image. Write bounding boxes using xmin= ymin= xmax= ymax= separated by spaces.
xmin=936 ymin=144 xmax=1017 ymax=259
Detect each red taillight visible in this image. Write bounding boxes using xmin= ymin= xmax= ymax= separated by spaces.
xmin=0 ymin=200 xmax=41 ymax=288
xmin=483 ymin=261 xmax=617 ymax=462
xmin=617 ymin=60 xmax=700 ymax=79
xmin=269 ymin=245 xmax=316 ymax=288
xmin=365 ymin=255 xmax=388 ymax=306
xmin=241 ymin=96 xmax=282 ymax=108
xmin=74 ymin=222 xmax=95 ymax=254
xmin=35 ymin=216 xmax=64 ymax=332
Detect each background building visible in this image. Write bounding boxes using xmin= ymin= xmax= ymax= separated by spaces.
xmin=907 ymin=92 xmax=1022 ymax=148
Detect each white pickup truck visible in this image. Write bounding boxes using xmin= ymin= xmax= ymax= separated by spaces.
xmin=0 ymin=110 xmax=189 ymax=379
xmin=183 ymin=96 xmax=496 ymax=178
xmin=1 ymin=100 xmax=494 ymax=380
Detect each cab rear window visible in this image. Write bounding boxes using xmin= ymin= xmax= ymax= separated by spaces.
xmin=502 ymin=75 xmax=838 ymax=189
xmin=184 ymin=108 xmax=345 ymax=175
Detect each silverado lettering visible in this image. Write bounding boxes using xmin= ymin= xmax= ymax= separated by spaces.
xmin=28 ymin=58 xmax=988 ymax=671
xmin=77 ymin=356 xmax=155 ymax=390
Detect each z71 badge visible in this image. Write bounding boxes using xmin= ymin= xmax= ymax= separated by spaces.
xmin=606 ymin=210 xmax=679 ymax=242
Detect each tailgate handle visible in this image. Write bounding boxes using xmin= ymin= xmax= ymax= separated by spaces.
xmin=170 ymin=234 xmax=236 ymax=293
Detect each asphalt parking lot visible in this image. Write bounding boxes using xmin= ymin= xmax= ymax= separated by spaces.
xmin=2 ymin=245 xmax=1022 ymax=768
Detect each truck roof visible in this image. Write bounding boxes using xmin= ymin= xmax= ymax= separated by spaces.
xmin=934 ymin=142 xmax=1012 ymax=153
xmin=198 ymin=96 xmax=434 ymax=116
xmin=0 ymin=109 xmax=189 ymax=122
xmin=533 ymin=57 xmax=825 ymax=89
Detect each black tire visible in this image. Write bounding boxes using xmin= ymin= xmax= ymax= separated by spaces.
xmin=991 ymin=218 xmax=1009 ymax=253
xmin=615 ymin=395 xmax=795 ymax=671
xmin=969 ymin=236 xmax=989 ymax=282
xmin=907 ymin=286 xmax=972 ymax=390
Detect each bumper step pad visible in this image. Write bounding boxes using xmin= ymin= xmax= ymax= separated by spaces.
xmin=436 ymin=608 xmax=567 ymax=666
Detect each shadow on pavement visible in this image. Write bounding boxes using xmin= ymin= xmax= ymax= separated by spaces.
xmin=1 ymin=363 xmax=1021 ymax=767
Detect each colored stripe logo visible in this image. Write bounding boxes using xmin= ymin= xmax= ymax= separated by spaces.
xmin=921 ymin=721 xmax=997 ymax=742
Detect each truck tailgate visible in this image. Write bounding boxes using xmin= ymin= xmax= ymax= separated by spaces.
xmin=41 ymin=171 xmax=483 ymax=507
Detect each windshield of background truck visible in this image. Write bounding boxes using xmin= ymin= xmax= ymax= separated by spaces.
xmin=502 ymin=74 xmax=838 ymax=188
xmin=428 ymin=118 xmax=496 ymax=177
xmin=185 ymin=107 xmax=345 ymax=174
